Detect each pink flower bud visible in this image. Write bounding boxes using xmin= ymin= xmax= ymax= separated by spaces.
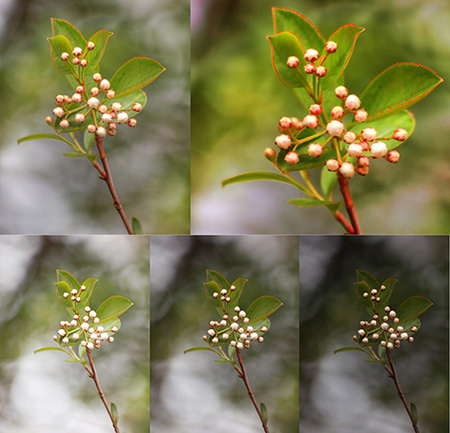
xmin=393 ymin=128 xmax=407 ymax=141
xmin=90 ymin=87 xmax=99 ymax=96
xmin=304 ymin=63 xmax=316 ymax=74
xmin=331 ymin=106 xmax=344 ymax=120
xmin=286 ymin=56 xmax=300 ymax=68
xmin=106 ymin=90 xmax=116 ymax=99
xmin=263 ymin=147 xmax=276 ymax=161
xmin=354 ymin=109 xmax=368 ymax=122
xmin=358 ymin=156 xmax=370 ymax=167
xmin=275 ymin=134 xmax=291 ymax=150
xmin=80 ymin=59 xmax=88 ymax=67
xmin=308 ymin=143 xmax=322 ymax=157
xmin=303 ymin=115 xmax=318 ymax=129
xmin=279 ymin=116 xmax=293 ymax=130
xmin=304 ymin=48 xmax=319 ymax=62
xmin=132 ymin=102 xmax=143 ymax=112
xmin=98 ymin=105 xmax=108 ymax=114
xmin=100 ymin=79 xmax=111 ymax=90
xmin=347 ymin=143 xmax=363 ymax=158
xmin=128 ymin=118 xmax=137 ymax=127
xmin=315 ymin=66 xmax=327 ymax=77
xmin=117 ymin=112 xmax=128 ymax=124
xmin=102 ymin=113 xmax=112 ymax=123
xmin=345 ymin=94 xmax=361 ymax=110
xmin=111 ymin=102 xmax=121 ymax=112
xmin=370 ymin=141 xmax=388 ymax=159
xmin=309 ymin=104 xmax=322 ymax=115
xmin=357 ymin=166 xmax=369 ymax=176
xmin=75 ymin=113 xmax=85 ymax=123
xmin=386 ymin=150 xmax=400 ymax=163
xmin=72 ymin=47 xmax=83 ymax=57
xmin=72 ymin=57 xmax=81 ymax=65
xmin=96 ymin=126 xmax=107 ymax=138
xmin=71 ymin=93 xmax=82 ymax=104
xmin=76 ymin=86 xmax=84 ymax=94
xmin=326 ymin=120 xmax=344 ymax=137
xmin=87 ymin=41 xmax=95 ymax=50
xmin=93 ymin=73 xmax=102 ymax=82
xmin=339 ymin=161 xmax=355 ymax=178
xmin=325 ymin=41 xmax=338 ymax=53
xmin=334 ymin=86 xmax=348 ymax=99
xmin=361 ymin=127 xmax=377 ymax=142
xmin=59 ymin=119 xmax=69 ymax=128
xmin=290 ymin=117 xmax=303 ymax=130
xmin=61 ymin=52 xmax=70 ymax=61
xmin=87 ymin=124 xmax=96 ymax=133
xmin=326 ymin=159 xmax=340 ymax=172
xmin=88 ymin=97 xmax=100 ymax=109
xmin=343 ymin=131 xmax=356 ymax=144
xmin=53 ymin=107 xmax=64 ymax=118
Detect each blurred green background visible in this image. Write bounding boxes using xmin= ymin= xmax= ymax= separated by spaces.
xmin=150 ymin=235 xmax=299 ymax=432
xmin=0 ymin=0 xmax=190 ymax=234
xmin=192 ymin=0 xmax=450 ymax=234
xmin=0 ymin=235 xmax=150 ymax=432
xmin=300 ymin=236 xmax=448 ymax=432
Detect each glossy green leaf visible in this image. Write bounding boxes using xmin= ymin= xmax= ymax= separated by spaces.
xmin=354 ymin=281 xmax=375 ymax=315
xmin=227 ymin=277 xmax=248 ymax=311
xmin=267 ymin=32 xmax=308 ymax=88
xmin=97 ymin=316 xmax=121 ymax=332
xmin=84 ymin=129 xmax=95 ymax=153
xmin=348 ymin=110 xmax=416 ymax=152
xmin=228 ymin=343 xmax=236 ymax=360
xmin=260 ymin=402 xmax=269 ymax=425
xmin=222 ymin=171 xmax=301 ymax=189
xmin=396 ymin=296 xmax=433 ymax=321
xmin=48 ymin=35 xmax=75 ymax=75
xmin=105 ymin=90 xmax=147 ymax=115
xmin=288 ymin=197 xmax=341 ymax=213
xmin=246 ymin=317 xmax=271 ymax=334
xmin=334 ymin=346 xmax=367 ymax=354
xmin=378 ymin=343 xmax=386 ymax=360
xmin=62 ymin=152 xmax=97 ymax=162
xmin=320 ymin=25 xmax=365 ymax=90
xmin=360 ymin=63 xmax=443 ymax=120
xmin=272 ymin=8 xmax=324 ymax=50
xmin=57 ymin=270 xmax=80 ymax=291
xmin=77 ymin=277 xmax=98 ymax=310
xmin=206 ymin=270 xmax=230 ymax=291
xmin=246 ymin=296 xmax=283 ymax=321
xmin=78 ymin=343 xmax=86 ymax=360
xmin=110 ymin=57 xmax=165 ymax=98
xmin=34 ymin=346 xmax=71 ymax=355
xmin=184 ymin=346 xmax=219 ymax=355
xmin=131 ymin=217 xmax=143 ymax=234
xmin=111 ymin=402 xmax=119 ymax=425
xmin=356 ymin=270 xmax=380 ymax=291
xmin=276 ymin=144 xmax=337 ymax=173
xmin=204 ymin=281 xmax=226 ymax=315
xmin=96 ymin=296 xmax=133 ymax=321
xmin=84 ymin=30 xmax=113 ymax=73
xmin=55 ymin=281 xmax=75 ymax=314
xmin=17 ymin=133 xmax=73 ymax=147
xmin=51 ymin=18 xmax=86 ymax=49
xmin=377 ymin=277 xmax=398 ymax=311
xmin=320 ymin=166 xmax=338 ymax=199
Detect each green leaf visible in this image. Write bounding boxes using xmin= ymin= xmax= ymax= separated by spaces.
xmin=57 ymin=270 xmax=80 ymax=292
xmin=222 ymin=171 xmax=301 ymax=189
xmin=260 ymin=401 xmax=269 ymax=425
xmin=288 ymin=197 xmax=341 ymax=213
xmin=360 ymin=63 xmax=443 ymax=121
xmin=354 ymin=281 xmax=376 ymax=315
xmin=97 ymin=317 xmax=121 ymax=333
xmin=334 ymin=346 xmax=368 ymax=354
xmin=320 ymin=166 xmax=338 ymax=199
xmin=77 ymin=277 xmax=98 ymax=310
xmin=48 ymin=35 xmax=75 ymax=75
xmin=246 ymin=316 xmax=271 ymax=333
xmin=131 ymin=217 xmax=143 ymax=234
xmin=246 ymin=296 xmax=283 ymax=321
xmin=356 ymin=270 xmax=380 ymax=291
xmin=104 ymin=90 xmax=147 ymax=114
xmin=110 ymin=57 xmax=165 ymax=98
xmin=347 ymin=110 xmax=416 ymax=152
xmin=378 ymin=343 xmax=386 ymax=360
xmin=111 ymin=402 xmax=119 ymax=425
xmin=83 ymin=129 xmax=95 ymax=153
xmin=410 ymin=402 xmax=419 ymax=425
xmin=17 ymin=133 xmax=73 ymax=147
xmin=51 ymin=18 xmax=86 ymax=49
xmin=396 ymin=317 xmax=421 ymax=334
xmin=228 ymin=343 xmax=236 ymax=360
xmin=272 ymin=7 xmax=325 ymax=50
xmin=377 ymin=277 xmax=398 ymax=311
xmin=396 ymin=296 xmax=433 ymax=321
xmin=96 ymin=296 xmax=133 ymax=321
xmin=78 ymin=342 xmax=86 ymax=360
xmin=227 ymin=277 xmax=248 ymax=311
xmin=55 ymin=281 xmax=75 ymax=314
xmin=206 ymin=270 xmax=230 ymax=291
xmin=267 ymin=32 xmax=308 ymax=88
xmin=62 ymin=152 xmax=97 ymax=161
xmin=84 ymin=30 xmax=113 ymax=73
xmin=184 ymin=346 xmax=219 ymax=355
xmin=276 ymin=144 xmax=337 ymax=173
xmin=320 ymin=25 xmax=365 ymax=90
xmin=204 ymin=281 xmax=226 ymax=315
xmin=34 ymin=346 xmax=71 ymax=355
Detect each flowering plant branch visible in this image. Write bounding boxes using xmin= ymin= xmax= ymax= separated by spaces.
xmin=184 ymin=270 xmax=283 ymax=432
xmin=35 ymin=270 xmax=133 ymax=432
xmin=18 ymin=19 xmax=165 ymax=234
xmin=335 ymin=270 xmax=433 ymax=432
xmin=222 ymin=8 xmax=443 ymax=234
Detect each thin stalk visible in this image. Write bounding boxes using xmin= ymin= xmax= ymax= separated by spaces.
xmin=337 ymin=172 xmax=361 ymax=234
xmin=85 ymin=348 xmax=120 ymax=433
xmin=95 ymin=136 xmax=134 ymax=234
xmin=385 ymin=349 xmax=420 ymax=433
xmin=235 ymin=349 xmax=269 ymax=433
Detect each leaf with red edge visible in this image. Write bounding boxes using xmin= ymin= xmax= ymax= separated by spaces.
xmin=272 ymin=7 xmax=325 ymax=50
xmin=51 ymin=18 xmax=86 ymax=47
xmin=360 ymin=63 xmax=443 ymax=121
xmin=267 ymin=32 xmax=309 ymax=89
xmin=48 ymin=35 xmax=74 ymax=75
xmin=84 ymin=30 xmax=113 ymax=73
xmin=320 ymin=25 xmax=365 ymax=90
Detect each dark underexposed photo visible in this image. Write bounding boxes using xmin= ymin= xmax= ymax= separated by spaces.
xmin=299 ymin=235 xmax=449 ymax=433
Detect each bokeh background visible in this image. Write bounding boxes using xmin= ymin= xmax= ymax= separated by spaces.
xmin=300 ymin=235 xmax=449 ymax=432
xmin=0 ymin=236 xmax=150 ymax=432
xmin=0 ymin=0 xmax=190 ymax=234
xmin=192 ymin=0 xmax=450 ymax=234
xmin=150 ymin=235 xmax=299 ymax=432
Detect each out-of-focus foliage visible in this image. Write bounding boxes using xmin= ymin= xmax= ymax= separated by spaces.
xmin=299 ymin=235 xmax=449 ymax=432
xmin=150 ymin=235 xmax=299 ymax=433
xmin=0 ymin=0 xmax=190 ymax=234
xmin=0 ymin=236 xmax=150 ymax=433
xmin=192 ymin=0 xmax=450 ymax=234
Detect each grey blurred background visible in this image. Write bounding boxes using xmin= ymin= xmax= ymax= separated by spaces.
xmin=0 ymin=236 xmax=150 ymax=432
xmin=150 ymin=235 xmax=299 ymax=432
xmin=300 ymin=235 xmax=449 ymax=432
xmin=191 ymin=0 xmax=450 ymax=234
xmin=0 ymin=0 xmax=190 ymax=234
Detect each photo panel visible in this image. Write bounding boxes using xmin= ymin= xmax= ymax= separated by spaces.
xmin=150 ymin=235 xmax=299 ymax=432
xmin=0 ymin=235 xmax=150 ymax=432
xmin=299 ymin=235 xmax=449 ymax=432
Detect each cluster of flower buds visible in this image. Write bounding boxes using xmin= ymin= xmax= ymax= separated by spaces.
xmin=47 ymin=48 xmax=142 ymax=137
xmin=203 ymin=285 xmax=267 ymax=351
xmin=286 ymin=41 xmax=338 ymax=78
xmin=353 ymin=284 xmax=417 ymax=350
xmin=60 ymin=41 xmax=95 ymax=68
xmin=54 ymin=284 xmax=118 ymax=350
xmin=271 ymin=84 xmax=407 ymax=177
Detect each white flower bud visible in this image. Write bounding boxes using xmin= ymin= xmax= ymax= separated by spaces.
xmin=310 ymin=104 xmax=322 ymax=115
xmin=373 ymin=333 xmax=379 ymax=340
xmin=75 ymin=113 xmax=85 ymax=123
xmin=106 ymin=90 xmax=116 ymax=99
xmin=76 ymin=86 xmax=84 ymax=94
xmin=223 ymin=333 xmax=229 ymax=340
xmin=207 ymin=329 xmax=215 ymax=336
xmin=94 ymin=317 xmax=100 ymax=323
xmin=390 ymin=333 xmax=397 ymax=339
xmin=72 ymin=93 xmax=82 ymax=104
xmin=326 ymin=158 xmax=339 ymax=172
xmin=408 ymin=336 xmax=414 ymax=342
xmin=63 ymin=292 xmax=69 ymax=298
xmin=87 ymin=342 xmax=94 ymax=350
xmin=111 ymin=326 xmax=118 ymax=332
xmin=90 ymin=87 xmax=99 ymax=96
xmin=345 ymin=94 xmax=361 ymax=110
xmin=212 ymin=337 xmax=219 ymax=343
xmin=347 ymin=143 xmax=363 ymax=158
xmin=230 ymin=340 xmax=237 ymax=347
xmin=212 ymin=292 xmax=219 ymax=298
xmin=261 ymin=326 xmax=268 ymax=332
xmin=389 ymin=310 xmax=396 ymax=318
xmin=111 ymin=102 xmax=122 ymax=112
xmin=303 ymin=115 xmax=318 ymax=129
xmin=393 ymin=128 xmax=407 ymax=141
xmin=236 ymin=342 xmax=244 ymax=350
xmin=240 ymin=333 xmax=247 ymax=340
xmin=315 ymin=66 xmax=327 ymax=77
xmin=304 ymin=49 xmax=319 ymax=62
xmin=73 ymin=47 xmax=83 ymax=57
xmin=354 ymin=109 xmax=368 ymax=122
xmin=275 ymin=134 xmax=291 ymax=150
xmin=331 ymin=106 xmax=345 ymax=120
xmin=90 ymin=333 xmax=98 ymax=340
xmin=230 ymin=322 xmax=239 ymax=331
xmin=53 ymin=107 xmax=64 ymax=118
xmin=61 ymin=52 xmax=70 ymax=61
xmin=234 ymin=306 xmax=240 ymax=312
xmin=96 ymin=126 xmax=107 ymax=138
xmin=246 ymin=326 xmax=254 ymax=332
xmin=334 ymin=86 xmax=348 ymax=99
xmin=304 ymin=63 xmax=315 ymax=74
xmin=258 ymin=336 xmax=264 ymax=343
xmin=239 ymin=310 xmax=246 ymax=318
xmin=58 ymin=329 xmax=66 ymax=336
xmin=308 ymin=143 xmax=322 ymax=157
xmin=93 ymin=73 xmax=102 ymax=82
xmin=250 ymin=332 xmax=258 ymax=340
xmin=357 ymin=329 xmax=365 ymax=336
xmin=386 ymin=342 xmax=394 ymax=349
xmin=284 ymin=151 xmax=299 ymax=165
xmin=80 ymin=59 xmax=88 ymax=68
xmin=87 ymin=124 xmax=96 ymax=133
xmin=339 ymin=162 xmax=355 ymax=179
xmin=88 ymin=97 xmax=100 ymax=109
xmin=362 ymin=127 xmax=377 ymax=142
xmin=381 ymin=322 xmax=389 ymax=331
xmin=400 ymin=332 xmax=408 ymax=340
xmin=411 ymin=326 xmax=418 ymax=332
xmin=362 ymin=337 xmax=369 ymax=343
xmin=370 ymin=141 xmax=388 ymax=159
xmin=343 ymin=131 xmax=356 ymax=144
xmin=87 ymin=41 xmax=95 ymax=50
xmin=62 ymin=337 xmax=69 ymax=344
xmin=370 ymin=320 xmax=377 ymax=326
xmin=220 ymin=320 xmax=227 ymax=327
xmin=286 ymin=56 xmax=300 ymax=68
xmin=132 ymin=102 xmax=143 ymax=112
xmin=100 ymin=79 xmax=111 ymax=90
xmin=326 ymin=120 xmax=344 ymax=137
xmin=325 ymin=41 xmax=338 ymax=53
xmin=381 ymin=340 xmax=387 ymax=347
xmin=387 ymin=150 xmax=400 ymax=163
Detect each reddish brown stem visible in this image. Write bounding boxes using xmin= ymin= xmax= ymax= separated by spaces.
xmin=235 ymin=349 xmax=270 ymax=433
xmin=95 ymin=136 xmax=134 ymax=234
xmin=334 ymin=210 xmax=355 ymax=234
xmin=385 ymin=349 xmax=420 ymax=433
xmin=85 ymin=348 xmax=120 ymax=433
xmin=337 ymin=173 xmax=361 ymax=234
